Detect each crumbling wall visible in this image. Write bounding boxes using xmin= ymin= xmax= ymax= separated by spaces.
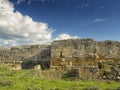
xmin=51 ymin=39 xmax=120 ymax=59
xmin=0 ymin=44 xmax=51 ymax=69
xmin=50 ymin=39 xmax=120 ymax=80
xmin=0 ymin=38 xmax=120 ymax=80
xmin=97 ymin=41 xmax=120 ymax=59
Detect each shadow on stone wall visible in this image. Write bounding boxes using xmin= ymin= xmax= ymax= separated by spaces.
xmin=21 ymin=49 xmax=51 ymax=70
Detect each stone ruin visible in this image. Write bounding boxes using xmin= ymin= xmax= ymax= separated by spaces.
xmin=0 ymin=44 xmax=51 ymax=70
xmin=8 ymin=64 xmax=22 ymax=70
xmin=50 ymin=39 xmax=120 ymax=80
xmin=0 ymin=38 xmax=120 ymax=80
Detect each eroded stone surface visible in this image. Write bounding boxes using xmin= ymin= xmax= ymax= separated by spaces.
xmin=0 ymin=39 xmax=120 ymax=80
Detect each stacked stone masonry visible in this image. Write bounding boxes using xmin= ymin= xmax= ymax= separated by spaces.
xmin=0 ymin=39 xmax=120 ymax=80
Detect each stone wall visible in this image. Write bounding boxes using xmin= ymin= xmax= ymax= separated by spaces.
xmin=50 ymin=39 xmax=120 ymax=80
xmin=0 ymin=44 xmax=51 ymax=69
xmin=1 ymin=39 xmax=120 ymax=67
xmin=0 ymin=38 xmax=120 ymax=80
xmin=51 ymin=39 xmax=120 ymax=59
xmin=51 ymin=38 xmax=96 ymax=58
xmin=97 ymin=40 xmax=120 ymax=59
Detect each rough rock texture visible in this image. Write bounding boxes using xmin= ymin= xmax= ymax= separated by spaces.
xmin=97 ymin=40 xmax=120 ymax=59
xmin=0 ymin=38 xmax=120 ymax=80
xmin=51 ymin=38 xmax=96 ymax=58
xmin=0 ymin=44 xmax=51 ymax=69
xmin=51 ymin=39 xmax=120 ymax=59
xmin=50 ymin=39 xmax=120 ymax=80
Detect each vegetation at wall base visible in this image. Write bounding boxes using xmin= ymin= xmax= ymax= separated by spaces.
xmin=0 ymin=65 xmax=120 ymax=90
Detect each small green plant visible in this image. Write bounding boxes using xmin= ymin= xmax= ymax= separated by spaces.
xmin=0 ymin=67 xmax=120 ymax=90
xmin=83 ymin=86 xmax=100 ymax=90
xmin=27 ymin=84 xmax=41 ymax=90
xmin=0 ymin=80 xmax=13 ymax=87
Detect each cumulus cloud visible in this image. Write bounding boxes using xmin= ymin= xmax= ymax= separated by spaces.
xmin=0 ymin=0 xmax=79 ymax=47
xmin=55 ymin=33 xmax=79 ymax=40
xmin=0 ymin=0 xmax=52 ymax=47
xmin=94 ymin=18 xmax=107 ymax=23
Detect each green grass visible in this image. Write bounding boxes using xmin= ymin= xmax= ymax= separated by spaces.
xmin=0 ymin=67 xmax=120 ymax=90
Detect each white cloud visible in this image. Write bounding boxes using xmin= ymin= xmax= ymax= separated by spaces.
xmin=0 ymin=0 xmax=52 ymax=47
xmin=16 ymin=0 xmax=38 ymax=5
xmin=16 ymin=0 xmax=25 ymax=4
xmin=28 ymin=0 xmax=31 ymax=5
xmin=55 ymin=33 xmax=79 ymax=40
xmin=94 ymin=18 xmax=107 ymax=23
xmin=0 ymin=0 xmax=79 ymax=47
xmin=81 ymin=4 xmax=90 ymax=8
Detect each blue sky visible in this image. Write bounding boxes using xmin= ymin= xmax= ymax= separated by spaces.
xmin=11 ymin=0 xmax=120 ymax=40
xmin=0 ymin=0 xmax=120 ymax=46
